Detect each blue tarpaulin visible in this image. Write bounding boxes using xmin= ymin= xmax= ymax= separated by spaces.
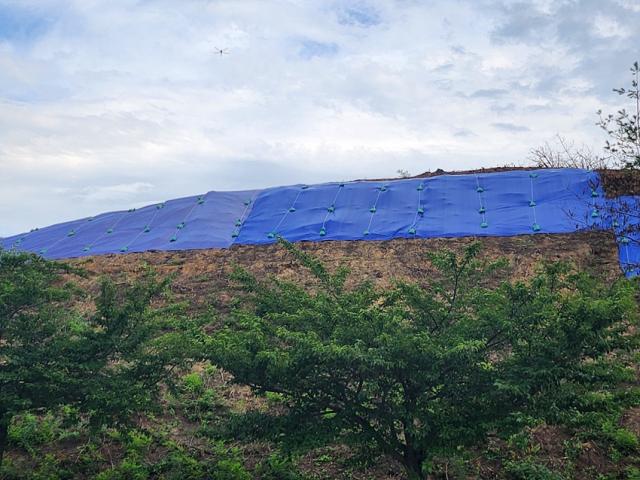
xmin=609 ymin=195 xmax=640 ymax=277
xmin=236 ymin=169 xmax=602 ymax=244
xmin=2 ymin=190 xmax=258 ymax=259
xmin=1 ymin=168 xmax=637 ymax=276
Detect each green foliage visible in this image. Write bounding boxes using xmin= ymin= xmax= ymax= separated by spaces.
xmin=95 ymin=457 xmax=149 ymax=480
xmin=0 ymin=249 xmax=201 ymax=467
xmin=607 ymin=426 xmax=639 ymax=451
xmin=182 ymin=372 xmax=205 ymax=393
xmin=7 ymin=413 xmax=59 ymax=454
xmin=256 ymin=453 xmax=306 ymax=480
xmin=88 ymin=433 xmax=252 ymax=480
xmin=504 ymin=458 xmax=565 ymax=480
xmin=627 ymin=466 xmax=640 ymax=480
xmin=210 ymin=458 xmax=251 ymax=480
xmin=208 ymin=240 xmax=638 ymax=479
xmin=170 ymin=365 xmax=224 ymax=426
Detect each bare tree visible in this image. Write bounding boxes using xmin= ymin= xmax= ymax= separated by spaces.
xmin=528 ymin=134 xmax=611 ymax=169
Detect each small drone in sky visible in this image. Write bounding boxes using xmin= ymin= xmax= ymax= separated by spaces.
xmin=213 ymin=47 xmax=229 ymax=56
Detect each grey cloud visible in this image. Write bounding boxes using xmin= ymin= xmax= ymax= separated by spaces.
xmin=470 ymin=88 xmax=509 ymax=98
xmin=454 ymin=128 xmax=476 ymax=137
xmin=488 ymin=0 xmax=640 ymax=100
xmin=490 ymin=2 xmax=552 ymax=43
xmin=490 ymin=103 xmax=516 ymax=113
xmin=492 ymin=122 xmax=530 ymax=132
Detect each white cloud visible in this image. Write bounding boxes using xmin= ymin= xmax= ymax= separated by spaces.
xmin=54 ymin=182 xmax=154 ymax=202
xmin=592 ymin=14 xmax=631 ymax=39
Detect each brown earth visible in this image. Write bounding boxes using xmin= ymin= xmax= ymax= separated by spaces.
xmin=70 ymin=231 xmax=622 ymax=312
xmin=598 ymin=168 xmax=640 ymax=197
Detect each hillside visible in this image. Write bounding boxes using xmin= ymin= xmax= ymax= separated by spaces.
xmin=1 ymin=168 xmax=639 ymax=480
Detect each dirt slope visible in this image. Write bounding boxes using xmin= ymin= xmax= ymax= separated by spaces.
xmin=71 ymin=231 xmax=621 ymax=312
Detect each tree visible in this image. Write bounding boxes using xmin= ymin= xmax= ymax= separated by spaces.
xmin=208 ymin=240 xmax=638 ymax=479
xmin=0 ymin=249 xmax=199 ymax=466
xmin=528 ymin=134 xmax=608 ymax=169
xmin=597 ymin=61 xmax=640 ymax=168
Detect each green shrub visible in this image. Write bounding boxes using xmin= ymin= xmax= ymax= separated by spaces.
xmin=256 ymin=453 xmax=306 ymax=480
xmin=208 ymin=240 xmax=639 ymax=480
xmin=182 ymin=372 xmax=205 ymax=394
xmin=0 ymin=250 xmax=200 ymax=468
xmin=154 ymin=450 xmax=206 ymax=480
xmin=627 ymin=466 xmax=640 ymax=480
xmin=210 ymin=458 xmax=251 ymax=480
xmin=8 ymin=413 xmax=59 ymax=454
xmin=504 ymin=458 xmax=565 ymax=480
xmin=610 ymin=428 xmax=639 ymax=451
xmin=95 ymin=456 xmax=149 ymax=480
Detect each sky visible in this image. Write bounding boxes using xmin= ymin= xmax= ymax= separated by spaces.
xmin=1 ymin=0 xmax=639 ymax=236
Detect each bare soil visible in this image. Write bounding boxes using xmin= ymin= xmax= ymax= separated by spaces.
xmin=70 ymin=231 xmax=622 ymax=313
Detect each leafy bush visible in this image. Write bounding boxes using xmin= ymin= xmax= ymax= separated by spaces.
xmin=8 ymin=413 xmax=59 ymax=454
xmin=0 ymin=249 xmax=201 ymax=467
xmin=208 ymin=240 xmax=638 ymax=479
xmin=504 ymin=458 xmax=565 ymax=480
xmin=255 ymin=453 xmax=306 ymax=480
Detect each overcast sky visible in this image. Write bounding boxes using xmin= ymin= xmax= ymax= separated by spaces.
xmin=1 ymin=0 xmax=639 ymax=236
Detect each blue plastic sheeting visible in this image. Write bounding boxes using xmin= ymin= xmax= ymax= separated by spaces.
xmin=236 ymin=169 xmax=602 ymax=244
xmin=607 ymin=195 xmax=640 ymax=278
xmin=1 ymin=190 xmax=258 ymax=259
xmin=0 ymin=168 xmax=626 ymax=272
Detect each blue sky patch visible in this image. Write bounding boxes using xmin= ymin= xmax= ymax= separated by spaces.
xmin=299 ymin=39 xmax=339 ymax=59
xmin=0 ymin=4 xmax=52 ymax=42
xmin=338 ymin=3 xmax=381 ymax=27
